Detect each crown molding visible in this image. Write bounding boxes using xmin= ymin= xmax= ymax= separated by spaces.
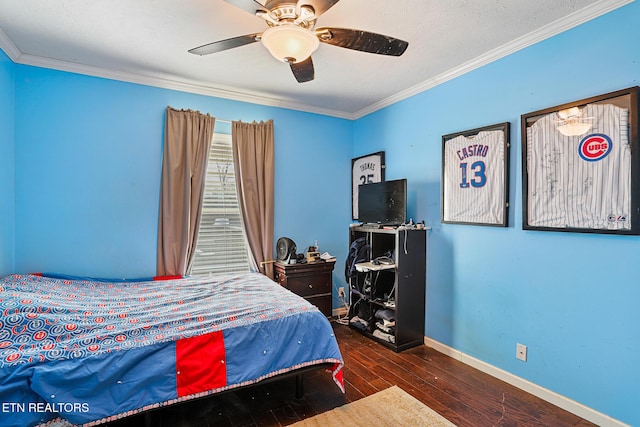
xmin=0 ymin=27 xmax=21 ymax=61
xmin=13 ymin=52 xmax=354 ymax=120
xmin=1 ymin=0 xmax=632 ymax=121
xmin=352 ymin=0 xmax=634 ymax=119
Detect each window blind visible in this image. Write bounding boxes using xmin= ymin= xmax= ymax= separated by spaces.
xmin=190 ymin=133 xmax=251 ymax=275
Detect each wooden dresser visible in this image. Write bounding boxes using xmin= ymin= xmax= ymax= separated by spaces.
xmin=274 ymin=260 xmax=335 ymax=317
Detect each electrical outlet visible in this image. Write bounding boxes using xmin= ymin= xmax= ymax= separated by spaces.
xmin=516 ymin=343 xmax=527 ymax=362
xmin=338 ymin=287 xmax=345 ymax=298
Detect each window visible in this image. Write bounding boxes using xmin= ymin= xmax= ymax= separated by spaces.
xmin=190 ymin=133 xmax=251 ymax=275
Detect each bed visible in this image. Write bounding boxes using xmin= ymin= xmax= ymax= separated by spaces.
xmin=0 ymin=272 xmax=344 ymax=427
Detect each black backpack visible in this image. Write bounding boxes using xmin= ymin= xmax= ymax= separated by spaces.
xmin=345 ymin=237 xmax=370 ymax=282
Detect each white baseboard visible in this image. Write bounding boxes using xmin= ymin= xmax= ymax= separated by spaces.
xmin=424 ymin=337 xmax=630 ymax=427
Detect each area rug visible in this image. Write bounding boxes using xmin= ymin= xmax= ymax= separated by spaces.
xmin=292 ymin=385 xmax=457 ymax=426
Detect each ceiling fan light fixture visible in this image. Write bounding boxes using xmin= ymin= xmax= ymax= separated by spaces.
xmin=261 ymin=24 xmax=319 ymax=63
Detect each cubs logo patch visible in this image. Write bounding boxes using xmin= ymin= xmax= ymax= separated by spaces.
xmin=579 ymin=133 xmax=612 ymax=161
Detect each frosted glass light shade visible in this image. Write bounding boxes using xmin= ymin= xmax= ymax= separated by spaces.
xmin=261 ymin=25 xmax=319 ymax=64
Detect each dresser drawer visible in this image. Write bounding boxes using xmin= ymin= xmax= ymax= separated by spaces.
xmin=286 ymin=273 xmax=331 ymax=297
xmin=307 ymin=294 xmax=332 ymax=317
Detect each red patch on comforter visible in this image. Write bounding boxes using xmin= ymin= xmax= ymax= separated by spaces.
xmin=176 ymin=331 xmax=227 ymax=397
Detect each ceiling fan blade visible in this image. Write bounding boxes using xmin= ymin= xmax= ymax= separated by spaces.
xmin=188 ymin=34 xmax=261 ymax=56
xmin=290 ymin=57 xmax=315 ymax=83
xmin=316 ymin=27 xmax=408 ymax=56
xmin=224 ymin=0 xmax=269 ymax=15
xmin=297 ymin=0 xmax=341 ymax=17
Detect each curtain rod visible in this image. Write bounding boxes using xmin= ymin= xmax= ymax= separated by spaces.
xmin=216 ymin=119 xmax=274 ymax=124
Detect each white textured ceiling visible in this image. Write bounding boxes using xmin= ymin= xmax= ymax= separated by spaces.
xmin=0 ymin=0 xmax=631 ymax=118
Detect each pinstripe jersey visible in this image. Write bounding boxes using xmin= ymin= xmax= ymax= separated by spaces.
xmin=526 ymin=103 xmax=630 ymax=229
xmin=443 ymin=130 xmax=505 ymax=223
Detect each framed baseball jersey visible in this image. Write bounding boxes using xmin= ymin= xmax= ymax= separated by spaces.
xmin=442 ymin=122 xmax=510 ymax=226
xmin=352 ymin=151 xmax=385 ymax=220
xmin=522 ymin=86 xmax=640 ymax=234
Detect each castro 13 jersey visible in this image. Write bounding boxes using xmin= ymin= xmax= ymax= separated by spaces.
xmin=443 ymin=130 xmax=505 ymax=224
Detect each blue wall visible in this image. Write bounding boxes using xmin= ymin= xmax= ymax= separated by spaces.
xmin=0 ymin=50 xmax=15 ymax=274
xmin=354 ymin=3 xmax=640 ymax=425
xmin=2 ymin=2 xmax=639 ymax=424
xmin=12 ymin=66 xmax=353 ymax=280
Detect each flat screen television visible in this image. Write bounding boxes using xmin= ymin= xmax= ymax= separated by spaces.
xmin=358 ymin=179 xmax=407 ymax=225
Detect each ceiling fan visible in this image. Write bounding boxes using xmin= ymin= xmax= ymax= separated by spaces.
xmin=188 ymin=0 xmax=409 ymax=83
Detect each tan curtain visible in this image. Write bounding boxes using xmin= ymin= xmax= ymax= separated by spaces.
xmin=157 ymin=107 xmax=215 ymax=276
xmin=232 ymin=120 xmax=275 ymax=278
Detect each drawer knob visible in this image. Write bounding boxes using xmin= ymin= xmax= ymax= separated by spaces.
xmin=308 ymin=284 xmax=313 ymax=289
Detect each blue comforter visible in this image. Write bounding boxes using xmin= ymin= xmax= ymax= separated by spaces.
xmin=0 ymin=272 xmax=343 ymax=426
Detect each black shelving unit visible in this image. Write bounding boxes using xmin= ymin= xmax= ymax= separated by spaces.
xmin=347 ymin=225 xmax=426 ymax=352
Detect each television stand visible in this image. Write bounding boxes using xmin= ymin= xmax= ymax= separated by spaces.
xmin=347 ymin=225 xmax=426 ymax=352
xmin=359 ymin=223 xmax=383 ymax=230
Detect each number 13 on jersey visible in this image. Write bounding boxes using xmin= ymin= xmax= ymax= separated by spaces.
xmin=459 ymin=161 xmax=487 ymax=188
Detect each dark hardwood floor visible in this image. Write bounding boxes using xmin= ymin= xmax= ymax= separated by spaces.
xmin=109 ymin=322 xmax=597 ymax=427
